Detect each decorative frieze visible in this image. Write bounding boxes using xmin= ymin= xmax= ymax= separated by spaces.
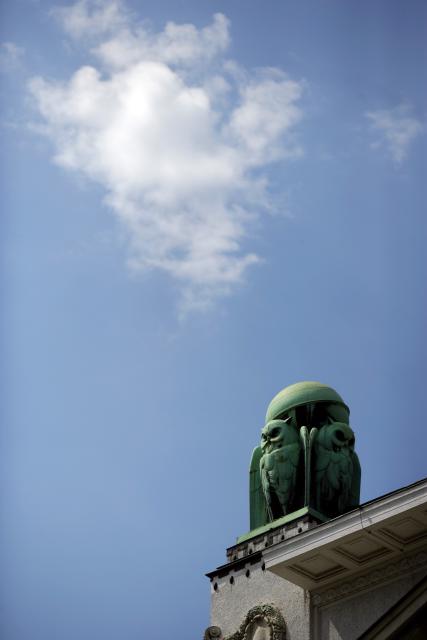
xmin=312 ymin=550 xmax=427 ymax=606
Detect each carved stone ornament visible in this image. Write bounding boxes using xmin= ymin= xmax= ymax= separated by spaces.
xmin=312 ymin=550 xmax=427 ymax=607
xmin=204 ymin=626 xmax=224 ymax=639
xmin=204 ymin=604 xmax=286 ymax=640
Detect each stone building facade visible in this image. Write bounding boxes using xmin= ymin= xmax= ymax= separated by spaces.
xmin=204 ymin=478 xmax=427 ymax=640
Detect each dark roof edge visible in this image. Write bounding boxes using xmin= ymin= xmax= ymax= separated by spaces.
xmin=358 ymin=475 xmax=427 ymax=510
xmin=205 ymin=551 xmax=262 ymax=580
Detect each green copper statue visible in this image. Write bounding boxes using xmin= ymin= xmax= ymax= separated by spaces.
xmin=259 ymin=418 xmax=302 ymax=522
xmin=250 ymin=381 xmax=361 ymax=529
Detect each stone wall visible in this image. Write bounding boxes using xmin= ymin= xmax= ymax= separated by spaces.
xmin=210 ymin=556 xmax=310 ymax=639
xmin=312 ymin=562 xmax=427 ymax=639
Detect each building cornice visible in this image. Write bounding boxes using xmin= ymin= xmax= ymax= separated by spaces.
xmin=263 ymin=478 xmax=427 ymax=591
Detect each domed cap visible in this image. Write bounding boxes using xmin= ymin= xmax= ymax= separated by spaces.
xmin=265 ymin=381 xmax=349 ymax=422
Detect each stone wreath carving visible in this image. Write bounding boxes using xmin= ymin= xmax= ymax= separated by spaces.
xmin=204 ymin=604 xmax=286 ymax=640
xmin=204 ymin=627 xmax=223 ymax=640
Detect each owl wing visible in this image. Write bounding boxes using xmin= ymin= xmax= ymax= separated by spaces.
xmin=272 ymin=444 xmax=301 ymax=510
xmin=315 ymin=444 xmax=354 ymax=516
xmin=349 ymin=450 xmax=361 ymax=507
xmin=260 ymin=446 xmax=301 ymax=517
xmin=250 ymin=446 xmax=268 ymax=529
xmin=315 ymin=447 xmax=337 ymax=489
xmin=317 ymin=447 xmax=352 ymax=490
xmin=314 ymin=447 xmax=338 ymax=512
xmin=259 ymin=452 xmax=275 ymax=521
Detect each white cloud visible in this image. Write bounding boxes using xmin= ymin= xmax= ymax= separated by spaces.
xmin=51 ymin=0 xmax=128 ymax=39
xmin=30 ymin=1 xmax=304 ymax=311
xmin=229 ymin=70 xmax=303 ymax=165
xmin=366 ymin=105 xmax=423 ymax=164
xmin=0 ymin=41 xmax=25 ymax=72
xmin=94 ymin=12 xmax=230 ymax=70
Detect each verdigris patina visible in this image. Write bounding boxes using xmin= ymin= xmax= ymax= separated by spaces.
xmin=250 ymin=381 xmax=361 ymax=529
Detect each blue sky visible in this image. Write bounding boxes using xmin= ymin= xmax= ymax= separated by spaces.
xmin=1 ymin=1 xmax=426 ymax=638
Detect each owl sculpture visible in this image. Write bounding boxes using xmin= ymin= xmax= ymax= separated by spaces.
xmin=259 ymin=419 xmax=302 ymax=521
xmin=312 ymin=421 xmax=361 ymax=517
xmin=249 ymin=382 xmax=361 ymax=530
